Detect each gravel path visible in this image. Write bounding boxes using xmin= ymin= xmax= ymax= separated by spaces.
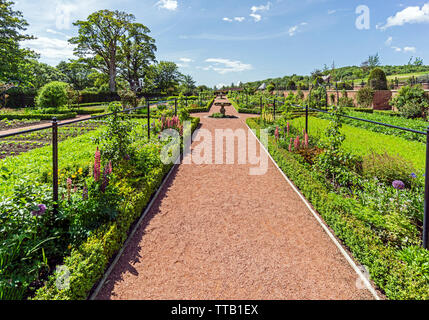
xmin=95 ymin=97 xmax=376 ymax=300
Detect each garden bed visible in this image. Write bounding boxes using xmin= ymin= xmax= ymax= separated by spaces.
xmin=247 ymin=116 xmax=429 ymax=300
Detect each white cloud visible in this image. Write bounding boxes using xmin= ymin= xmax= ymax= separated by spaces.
xmin=223 ymin=17 xmax=232 ymax=22
xmin=204 ymin=58 xmax=252 ymax=74
xmin=385 ymin=36 xmax=393 ymax=46
xmin=288 ymin=22 xmax=307 ymax=36
xmin=404 ymin=46 xmax=416 ymax=53
xmin=250 ymin=13 xmax=262 ymax=22
xmin=249 ymin=2 xmax=271 ymax=22
xmin=23 ymin=36 xmax=76 ymax=60
xmin=392 ymin=46 xmax=402 ymax=52
xmin=328 ymin=9 xmax=336 ymax=15
xmin=156 ymin=0 xmax=178 ymax=11
xmin=179 ymin=58 xmax=193 ymax=63
xmin=251 ymin=2 xmax=271 ymax=13
xmin=380 ymin=3 xmax=429 ymax=29
xmin=234 ymin=17 xmax=245 ymax=22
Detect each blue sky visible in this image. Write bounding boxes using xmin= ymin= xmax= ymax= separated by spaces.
xmin=14 ymin=0 xmax=429 ymax=88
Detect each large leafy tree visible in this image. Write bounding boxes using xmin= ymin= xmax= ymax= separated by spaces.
xmin=150 ymin=61 xmax=182 ymax=94
xmin=69 ymin=10 xmax=136 ymax=92
xmin=57 ymin=59 xmax=94 ymax=90
xmin=179 ymin=74 xmax=196 ymax=95
xmin=0 ymin=0 xmax=36 ymax=83
xmin=118 ymin=23 xmax=156 ymax=92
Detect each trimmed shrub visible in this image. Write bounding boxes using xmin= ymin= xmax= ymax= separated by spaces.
xmin=368 ymin=68 xmax=388 ymax=90
xmin=36 ymin=81 xmax=69 ymax=109
xmin=286 ymin=80 xmax=297 ymax=90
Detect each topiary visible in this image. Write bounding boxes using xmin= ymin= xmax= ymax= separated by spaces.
xmin=356 ymin=86 xmax=375 ymax=108
xmin=286 ymin=80 xmax=296 ymax=90
xmin=36 ymin=81 xmax=69 ymax=109
xmin=368 ymin=68 xmax=388 ymax=90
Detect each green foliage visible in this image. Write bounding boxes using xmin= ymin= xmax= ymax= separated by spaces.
xmin=247 ymin=117 xmax=429 ymax=300
xmin=0 ymin=0 xmax=37 ymax=83
xmin=368 ymin=68 xmax=388 ymax=90
xmin=95 ymin=102 xmax=134 ymax=163
xmin=318 ymin=110 xmax=427 ymax=143
xmin=36 ymin=81 xmax=69 ymax=109
xmin=289 ymin=116 xmax=426 ymax=170
xmin=315 ymin=104 xmax=361 ymax=187
xmin=356 ymin=86 xmax=375 ymax=108
xmin=390 ymin=85 xmax=429 ymax=119
xmin=118 ymin=89 xmax=139 ymax=109
xmin=362 ymin=152 xmax=417 ymax=187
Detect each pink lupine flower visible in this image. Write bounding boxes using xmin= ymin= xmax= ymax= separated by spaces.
xmin=107 ymin=160 xmax=112 ymax=175
xmin=294 ymin=135 xmax=300 ymax=150
xmin=94 ymin=147 xmax=101 ymax=182
xmin=275 ymin=127 xmax=279 ymax=141
xmin=289 ymin=144 xmax=292 ymax=152
xmin=304 ymin=133 xmax=309 ymax=148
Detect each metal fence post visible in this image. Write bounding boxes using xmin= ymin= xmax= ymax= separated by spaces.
xmin=305 ymin=104 xmax=308 ymax=134
xmin=147 ymin=100 xmax=150 ymax=139
xmin=424 ymin=126 xmax=429 ymax=249
xmin=52 ymin=117 xmax=59 ymax=215
xmin=260 ymin=96 xmax=262 ymax=111
xmin=174 ymin=98 xmax=177 ymax=117
xmin=273 ymin=99 xmax=276 ymax=120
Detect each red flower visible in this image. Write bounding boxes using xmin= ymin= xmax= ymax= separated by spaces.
xmin=94 ymin=147 xmax=101 ymax=182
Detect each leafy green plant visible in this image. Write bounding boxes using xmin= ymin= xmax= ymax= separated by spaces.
xmin=94 ymin=102 xmax=134 ymax=163
xmin=390 ymin=85 xmax=429 ymax=119
xmin=356 ymin=86 xmax=375 ymax=108
xmin=36 ymin=82 xmax=69 ymax=109
xmin=362 ymin=152 xmax=418 ymax=188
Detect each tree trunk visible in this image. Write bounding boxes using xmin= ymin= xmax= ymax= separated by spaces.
xmin=109 ymin=66 xmax=116 ymax=92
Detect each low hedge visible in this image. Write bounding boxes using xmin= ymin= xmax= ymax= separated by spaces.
xmin=228 ymin=97 xmax=261 ymax=114
xmin=76 ymin=108 xmax=106 ymax=115
xmin=32 ymin=117 xmax=200 ymax=300
xmin=247 ymin=117 xmax=429 ymax=300
xmin=188 ymin=97 xmax=215 ymax=113
xmin=0 ymin=113 xmax=77 ymax=121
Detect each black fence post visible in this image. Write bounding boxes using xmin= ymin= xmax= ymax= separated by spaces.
xmin=52 ymin=117 xmax=59 ymax=215
xmin=185 ymin=97 xmax=188 ymax=108
xmin=424 ymin=126 xmax=429 ymax=249
xmin=273 ymin=99 xmax=276 ymax=120
xmin=260 ymin=96 xmax=262 ymax=111
xmin=174 ymin=98 xmax=177 ymax=117
xmin=147 ymin=100 xmax=150 ymax=139
xmin=305 ymin=104 xmax=309 ymax=134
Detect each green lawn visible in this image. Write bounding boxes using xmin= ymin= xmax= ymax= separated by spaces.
xmin=289 ymin=116 xmax=426 ymax=170
xmin=352 ymin=71 xmax=429 ymax=85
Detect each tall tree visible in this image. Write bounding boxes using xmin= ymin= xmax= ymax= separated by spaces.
xmin=57 ymin=59 xmax=94 ymax=90
xmin=0 ymin=0 xmax=36 ymax=82
xmin=150 ymin=61 xmax=182 ymax=93
xmin=69 ymin=10 xmax=135 ymax=92
xmin=118 ymin=23 xmax=156 ymax=92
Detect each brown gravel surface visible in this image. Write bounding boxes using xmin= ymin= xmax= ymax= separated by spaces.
xmin=95 ymin=97 xmax=376 ymax=300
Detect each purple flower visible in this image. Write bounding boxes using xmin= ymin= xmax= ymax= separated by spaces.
xmin=32 ymin=204 xmax=47 ymax=216
xmin=411 ymin=173 xmax=417 ymax=179
xmin=392 ymin=180 xmax=405 ymax=190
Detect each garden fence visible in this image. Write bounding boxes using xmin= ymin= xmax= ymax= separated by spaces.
xmin=0 ymin=94 xmax=213 ymax=216
xmin=292 ymin=103 xmax=429 ymax=249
